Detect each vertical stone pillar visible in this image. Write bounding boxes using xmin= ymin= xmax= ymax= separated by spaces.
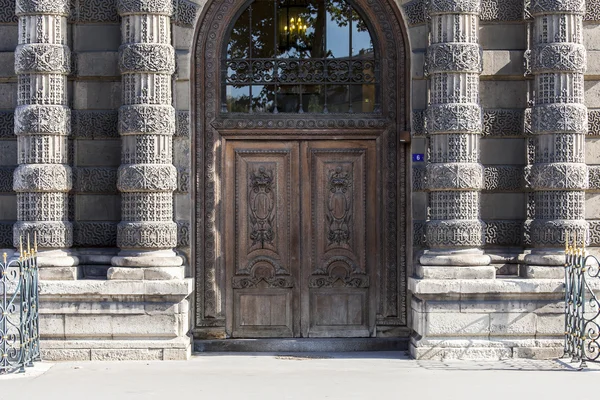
xmin=419 ymin=0 xmax=492 ymax=278
xmin=110 ymin=0 xmax=183 ymax=279
xmin=14 ymin=0 xmax=78 ymax=279
xmin=524 ymin=0 xmax=588 ymax=277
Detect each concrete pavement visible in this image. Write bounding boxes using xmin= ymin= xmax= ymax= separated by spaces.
xmin=1 ymin=352 xmax=599 ymax=400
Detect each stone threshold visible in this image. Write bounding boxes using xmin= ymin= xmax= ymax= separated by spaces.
xmin=194 ymin=338 xmax=409 ymax=353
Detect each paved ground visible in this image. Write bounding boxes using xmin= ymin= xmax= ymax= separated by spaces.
xmin=1 ymin=353 xmax=599 ymax=400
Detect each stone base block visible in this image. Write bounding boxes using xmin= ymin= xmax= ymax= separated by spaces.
xmin=415 ymin=265 xmax=496 ymax=279
xmin=420 ymin=251 xmax=492 ymax=266
xmin=521 ymin=265 xmax=565 ymax=279
xmin=410 ymin=337 xmax=563 ymax=360
xmin=409 ymin=277 xmax=568 ymax=360
xmin=39 ymin=266 xmax=80 ymax=280
xmin=107 ymin=266 xmax=184 ymax=280
xmin=41 ymin=338 xmax=192 ymax=361
xmin=112 ymin=253 xmax=183 ymax=268
xmin=38 ymin=279 xmax=193 ymax=361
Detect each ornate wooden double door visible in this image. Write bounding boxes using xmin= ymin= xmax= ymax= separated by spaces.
xmin=225 ymin=140 xmax=378 ymax=338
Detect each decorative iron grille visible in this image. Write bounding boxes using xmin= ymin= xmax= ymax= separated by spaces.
xmin=0 ymin=235 xmax=40 ymax=374
xmin=564 ymin=233 xmax=600 ymax=368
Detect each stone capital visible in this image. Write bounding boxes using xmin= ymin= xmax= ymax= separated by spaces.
xmin=117 ymin=221 xmax=178 ymax=249
xmin=13 ymin=164 xmax=72 ymax=192
xmin=532 ymin=43 xmax=586 ymax=74
xmin=117 ymin=164 xmax=178 ymax=192
xmin=532 ymin=103 xmax=588 ymax=135
xmin=15 ymin=105 xmax=71 ymax=136
xmin=427 ymin=163 xmax=484 ymax=190
xmin=426 ymin=43 xmax=482 ymax=74
xmin=426 ymin=104 xmax=482 ymax=134
xmin=15 ymin=44 xmax=71 ymax=75
xmin=119 ymin=44 xmax=176 ymax=74
xmin=119 ymin=105 xmax=176 ymax=135
xmin=529 ymin=162 xmax=588 ymax=190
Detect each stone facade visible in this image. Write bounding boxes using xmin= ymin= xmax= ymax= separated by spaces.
xmin=0 ymin=0 xmax=598 ymax=360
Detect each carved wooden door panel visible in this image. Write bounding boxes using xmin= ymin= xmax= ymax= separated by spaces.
xmin=225 ymin=140 xmax=377 ymax=338
xmin=225 ymin=141 xmax=301 ymax=338
xmin=301 ymin=141 xmax=377 ymax=338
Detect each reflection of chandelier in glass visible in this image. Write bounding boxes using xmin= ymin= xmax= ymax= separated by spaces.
xmin=279 ymin=0 xmax=311 ymax=53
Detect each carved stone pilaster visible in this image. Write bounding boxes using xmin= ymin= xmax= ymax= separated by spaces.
xmin=525 ymin=0 xmax=588 ymax=276
xmin=111 ymin=0 xmax=182 ymax=278
xmin=420 ymin=0 xmax=492 ymax=272
xmin=14 ymin=0 xmax=78 ymax=278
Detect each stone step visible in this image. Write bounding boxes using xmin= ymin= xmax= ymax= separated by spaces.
xmin=194 ymin=338 xmax=409 ymax=353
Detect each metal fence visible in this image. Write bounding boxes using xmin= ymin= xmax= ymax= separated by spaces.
xmin=0 ymin=235 xmax=40 ymax=374
xmin=564 ymin=233 xmax=600 ymax=368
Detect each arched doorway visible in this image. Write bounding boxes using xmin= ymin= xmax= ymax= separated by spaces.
xmin=193 ymin=0 xmax=409 ymax=340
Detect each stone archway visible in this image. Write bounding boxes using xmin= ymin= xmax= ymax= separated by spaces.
xmin=192 ymin=0 xmax=411 ymax=340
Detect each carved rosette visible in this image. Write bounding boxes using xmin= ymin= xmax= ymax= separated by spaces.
xmin=422 ymin=0 xmax=488 ymax=257
xmin=115 ymin=0 xmax=180 ymax=258
xmin=529 ymin=0 xmax=589 ymax=250
xmin=13 ymin=0 xmax=73 ymax=249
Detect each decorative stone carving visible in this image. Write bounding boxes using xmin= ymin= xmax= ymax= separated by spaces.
xmin=422 ymin=0 xmax=487 ymax=268
xmin=119 ymin=105 xmax=176 ymax=134
xmin=426 ymin=43 xmax=482 ymax=74
xmin=77 ymin=0 xmax=119 ymax=22
xmin=480 ymin=0 xmax=523 ymax=21
xmin=0 ymin=111 xmax=14 ymax=138
xmin=114 ymin=0 xmax=182 ymax=272
xmin=0 ymin=0 xmax=17 ymax=23
xmin=584 ymin=0 xmax=600 ymax=20
xmin=429 ymin=0 xmax=481 ymax=14
xmin=426 ymin=104 xmax=482 ymax=133
xmin=588 ymin=110 xmax=600 ymax=136
xmin=529 ymin=163 xmax=588 ymax=190
xmin=588 ymin=165 xmax=600 ymax=190
xmin=530 ymin=0 xmax=585 ymax=15
xmin=413 ymin=165 xmax=426 ymax=191
xmin=73 ymin=222 xmax=118 ymax=247
xmin=15 ymin=0 xmax=69 ymax=15
xmin=72 ymin=110 xmax=119 ymax=139
xmin=484 ymin=220 xmax=522 ymax=246
xmin=412 ymin=110 xmax=426 ymax=137
xmin=175 ymin=111 xmax=190 ymax=138
xmin=118 ymin=44 xmax=176 ymax=74
xmin=427 ymin=163 xmax=484 ymax=190
xmin=482 ymin=109 xmax=525 ymax=137
xmin=0 ymin=167 xmax=15 ymax=193
xmin=403 ymin=0 xmax=427 ymax=25
xmin=484 ymin=166 xmax=524 ymax=191
xmin=117 ymin=0 xmax=173 ymax=15
xmin=173 ymin=0 xmax=199 ymax=27
xmin=73 ymin=167 xmax=118 ymax=193
xmin=528 ymin=4 xmax=588 ymax=259
xmin=414 ymin=221 xmax=426 ymax=247
xmin=14 ymin=0 xmax=74 ymax=264
xmin=177 ymin=220 xmax=190 ymax=247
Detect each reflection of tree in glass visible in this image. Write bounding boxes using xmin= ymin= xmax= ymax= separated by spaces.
xmin=225 ymin=0 xmax=374 ymax=113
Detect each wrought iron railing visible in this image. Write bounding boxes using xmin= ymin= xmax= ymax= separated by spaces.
xmin=564 ymin=233 xmax=600 ymax=368
xmin=0 ymin=235 xmax=40 ymax=374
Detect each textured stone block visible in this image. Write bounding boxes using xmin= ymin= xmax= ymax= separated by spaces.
xmin=111 ymin=314 xmax=181 ymax=337
xmin=75 ymin=195 xmax=120 ymax=221
xmin=75 ymin=140 xmax=121 ymax=167
xmin=74 ymin=222 xmax=118 ymax=247
xmin=41 ymin=349 xmax=91 ymax=361
xmin=73 ymin=81 xmax=121 ymax=110
xmin=535 ymin=313 xmax=564 ymax=335
xmin=481 ymin=138 xmax=527 ymax=164
xmin=482 ymin=109 xmax=526 ymax=137
xmin=403 ymin=0 xmax=426 ymax=26
xmin=173 ymin=25 xmax=195 ymax=50
xmin=175 ymin=80 xmax=191 ymax=110
xmin=426 ymin=313 xmax=490 ymax=336
xmin=586 ymin=137 xmax=600 ymax=164
xmin=76 ymin=0 xmax=119 ymax=22
xmin=481 ymin=193 xmax=526 ymax=219
xmin=73 ymin=167 xmax=118 ymax=193
xmin=0 ymin=194 xmax=16 ymax=220
xmin=586 ymin=193 xmax=600 ymax=219
xmin=490 ymin=312 xmax=537 ymax=335
xmin=0 ymin=52 xmax=15 ymax=78
xmin=40 ymin=315 xmax=65 ymax=339
xmin=585 ymin=80 xmax=600 ymax=108
xmin=584 ymin=24 xmax=600 ymax=51
xmin=512 ymin=347 xmax=564 ymax=359
xmin=411 ymin=51 xmax=425 ymax=79
xmin=64 ymin=315 xmax=113 ymax=338
xmin=480 ymin=81 xmax=528 ymax=108
xmin=73 ymin=25 xmax=121 ymax=52
xmin=75 ymin=52 xmax=119 ymax=77
xmin=412 ymin=80 xmax=428 ymax=109
xmin=407 ymin=24 xmax=428 ymax=50
xmin=480 ymin=0 xmax=524 ymax=22
xmin=0 ymin=83 xmax=17 ymax=109
xmin=91 ymin=349 xmax=163 ymax=361
xmin=415 ymin=265 xmax=496 ymax=279
xmin=72 ymin=110 xmax=119 ymax=139
xmin=412 ymin=192 xmax=427 ymax=219
xmin=482 ymin=51 xmax=525 ymax=77
xmin=587 ymin=51 xmax=600 ymax=77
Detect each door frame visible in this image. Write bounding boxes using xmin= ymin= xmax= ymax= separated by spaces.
xmin=191 ymin=0 xmax=411 ymax=337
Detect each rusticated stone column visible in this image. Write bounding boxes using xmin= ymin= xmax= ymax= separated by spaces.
xmin=14 ymin=0 xmax=78 ymax=279
xmin=524 ymin=0 xmax=588 ymax=277
xmin=419 ymin=0 xmax=492 ymax=278
xmin=110 ymin=0 xmax=183 ymax=279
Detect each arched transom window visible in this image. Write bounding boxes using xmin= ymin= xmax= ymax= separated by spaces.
xmin=223 ymin=0 xmax=379 ymax=113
